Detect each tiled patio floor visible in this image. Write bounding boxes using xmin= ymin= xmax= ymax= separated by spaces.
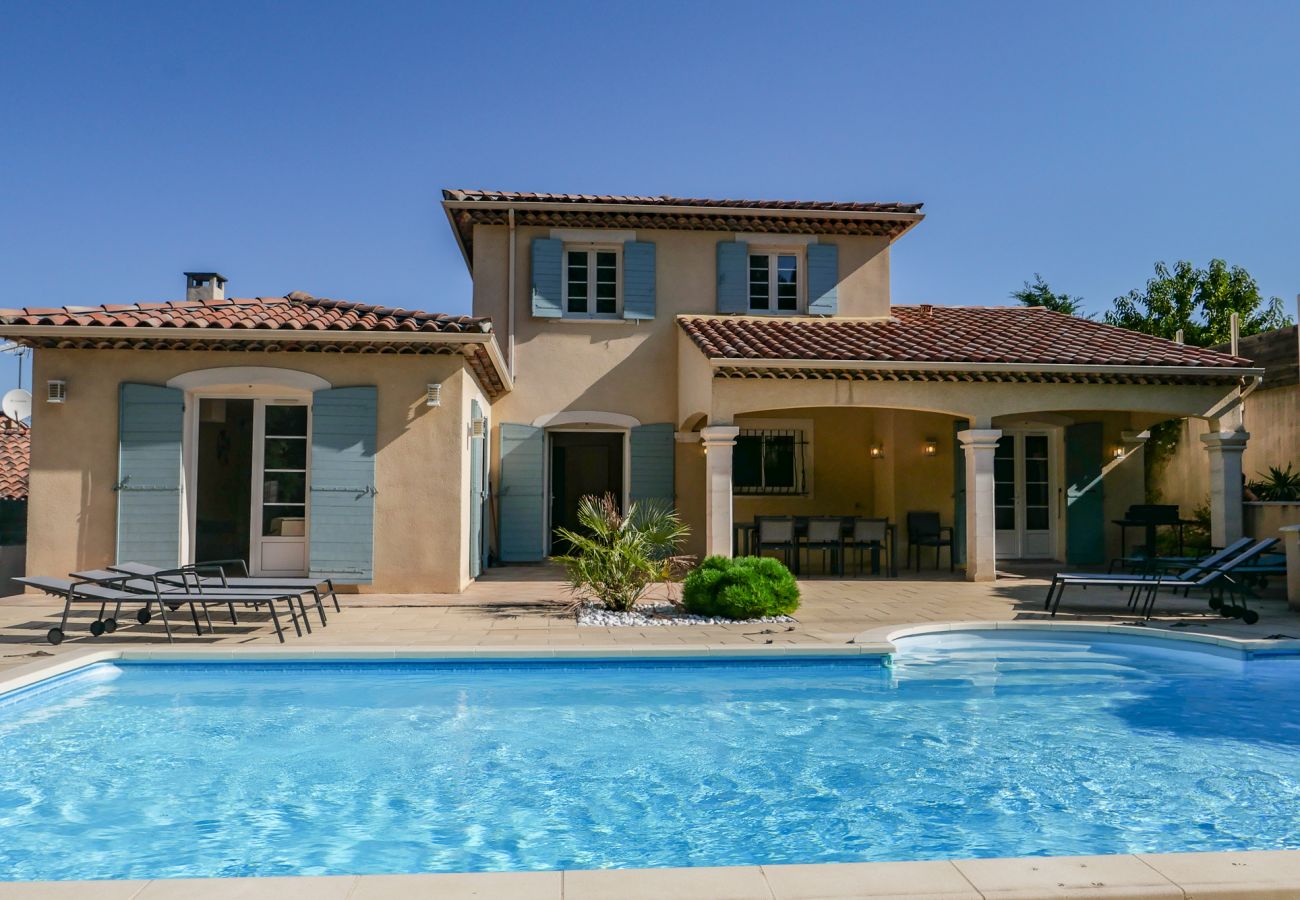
xmin=1 ymin=563 xmax=1294 ymax=673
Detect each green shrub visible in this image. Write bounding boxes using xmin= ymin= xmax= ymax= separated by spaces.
xmin=681 ymin=555 xmax=800 ymax=619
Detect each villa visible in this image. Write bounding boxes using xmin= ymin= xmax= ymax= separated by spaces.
xmin=0 ymin=190 xmax=1264 ymax=592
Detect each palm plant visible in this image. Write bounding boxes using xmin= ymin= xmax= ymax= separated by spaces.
xmin=552 ymin=494 xmax=691 ymax=612
xmin=1248 ymin=464 xmax=1300 ymax=502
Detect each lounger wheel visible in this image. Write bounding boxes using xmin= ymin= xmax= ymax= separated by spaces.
xmin=167 ymin=603 xmax=182 ymax=612
xmin=1208 ymin=596 xmax=1223 ymax=610
xmin=46 ymin=628 xmax=65 ymax=645
xmin=136 ymin=608 xmax=152 ymax=625
xmin=1242 ymin=609 xmax=1260 ymax=625
xmin=103 ymin=618 xmax=118 ymax=634
xmin=89 ymin=620 xmax=106 ymax=637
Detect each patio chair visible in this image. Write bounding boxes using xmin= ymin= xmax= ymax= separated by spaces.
xmin=802 ymin=517 xmax=845 ymax=576
xmin=1045 ymin=538 xmax=1279 ymax=622
xmin=845 ymin=517 xmax=889 ymax=576
xmin=906 ymin=511 xmax=953 ymax=572
xmin=755 ymin=516 xmax=797 ymax=571
xmin=110 ymin=560 xmax=338 ymax=620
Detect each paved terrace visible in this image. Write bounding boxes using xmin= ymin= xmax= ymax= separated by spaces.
xmin=0 ymin=564 xmax=1295 ymax=671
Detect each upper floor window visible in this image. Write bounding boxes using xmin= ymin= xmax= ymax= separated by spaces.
xmin=749 ymin=252 xmax=800 ymax=313
xmin=564 ymin=245 xmax=621 ymax=318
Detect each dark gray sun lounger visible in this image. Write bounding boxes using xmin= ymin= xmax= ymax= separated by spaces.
xmin=71 ymin=570 xmax=316 ymax=638
xmin=15 ymin=576 xmax=207 ymax=645
xmin=1045 ymin=538 xmax=1279 ymax=621
xmin=109 ymin=561 xmax=338 ymax=619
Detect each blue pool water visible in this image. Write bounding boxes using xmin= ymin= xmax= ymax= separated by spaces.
xmin=2 ymin=634 xmax=1299 ymax=881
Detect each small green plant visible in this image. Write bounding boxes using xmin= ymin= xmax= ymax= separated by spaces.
xmin=552 ymin=494 xmax=690 ymax=612
xmin=681 ymin=555 xmax=800 ymax=620
xmin=1248 ymin=464 xmax=1300 ymax=502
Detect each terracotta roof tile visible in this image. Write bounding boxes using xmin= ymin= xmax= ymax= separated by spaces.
xmin=0 ymin=294 xmax=491 ymax=335
xmin=443 ymin=189 xmax=923 ymax=215
xmin=0 ymin=418 xmax=30 ymax=502
xmin=678 ymin=306 xmax=1254 ymax=369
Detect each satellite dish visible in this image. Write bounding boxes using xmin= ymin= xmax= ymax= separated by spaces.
xmin=2 ymin=389 xmax=31 ymax=423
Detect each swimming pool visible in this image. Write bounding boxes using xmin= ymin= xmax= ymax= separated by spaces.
xmin=1 ymin=633 xmax=1298 ymax=881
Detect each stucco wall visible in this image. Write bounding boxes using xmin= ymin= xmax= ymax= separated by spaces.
xmin=1156 ymin=385 xmax=1299 ymax=526
xmin=473 ymin=224 xmax=893 ymax=432
xmin=29 ymin=348 xmax=475 ymax=593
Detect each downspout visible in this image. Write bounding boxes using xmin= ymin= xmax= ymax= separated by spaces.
xmin=507 ymin=207 xmax=516 ymax=380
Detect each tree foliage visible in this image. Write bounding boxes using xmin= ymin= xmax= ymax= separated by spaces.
xmin=1011 ymin=274 xmax=1086 ymax=316
xmin=1104 ymin=259 xmax=1291 ymax=346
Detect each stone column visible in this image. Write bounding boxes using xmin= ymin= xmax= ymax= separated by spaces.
xmin=958 ymin=428 xmax=1003 ymax=582
xmin=1201 ymin=429 xmax=1250 ymax=547
xmin=701 ymin=425 xmax=740 ymax=558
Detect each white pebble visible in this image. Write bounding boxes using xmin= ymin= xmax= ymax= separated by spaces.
xmin=575 ymin=602 xmax=796 ymax=627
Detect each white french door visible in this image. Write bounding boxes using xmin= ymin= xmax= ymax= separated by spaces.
xmin=250 ymin=399 xmax=311 ymax=576
xmin=994 ymin=431 xmax=1057 ymax=559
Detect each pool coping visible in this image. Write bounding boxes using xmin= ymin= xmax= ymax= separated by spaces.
xmin=3 ymin=626 xmax=1300 ymax=898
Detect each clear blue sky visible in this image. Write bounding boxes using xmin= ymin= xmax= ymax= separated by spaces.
xmin=3 ymin=1 xmax=1299 ymax=394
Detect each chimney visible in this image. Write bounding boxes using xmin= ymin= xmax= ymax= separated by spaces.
xmin=185 ymin=272 xmax=227 ymax=302
xmin=919 ymin=303 xmax=934 ymax=318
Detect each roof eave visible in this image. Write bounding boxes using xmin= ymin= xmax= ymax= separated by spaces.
xmin=441 ymin=197 xmax=925 ymax=225
xmin=705 ymin=356 xmax=1264 ymax=379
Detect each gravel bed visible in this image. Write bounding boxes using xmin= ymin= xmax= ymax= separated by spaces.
xmin=576 ymin=602 xmax=797 ymax=627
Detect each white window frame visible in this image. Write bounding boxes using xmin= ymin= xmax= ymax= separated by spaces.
xmin=747 ymin=249 xmax=804 ymax=315
xmin=561 ymin=243 xmax=623 ymax=319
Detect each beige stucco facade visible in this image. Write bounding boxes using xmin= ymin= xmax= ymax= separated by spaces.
xmin=28 ymin=348 xmax=482 ymax=593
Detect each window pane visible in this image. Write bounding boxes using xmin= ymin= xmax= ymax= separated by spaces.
xmin=265 ymin=405 xmax=307 ymax=436
xmin=996 ymin=507 xmax=1016 ymax=530
xmin=733 ymin=436 xmax=763 ymax=488
xmin=777 ymin=259 xmax=797 ymax=303
xmin=1026 ymin=508 xmax=1049 ymax=531
xmin=1026 ymin=483 xmax=1049 ymax=507
xmin=567 ymin=252 xmax=588 ymax=313
xmin=762 ymin=436 xmax=796 ymax=489
xmin=264 ymin=437 xmax=306 ymax=470
xmin=263 ymin=505 xmax=306 ymax=537
xmin=749 ymin=255 xmax=770 ymax=310
xmin=263 ymin=472 xmax=305 ymax=504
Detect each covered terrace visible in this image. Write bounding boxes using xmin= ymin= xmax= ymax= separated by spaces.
xmin=675 ymin=306 xmax=1263 ymax=580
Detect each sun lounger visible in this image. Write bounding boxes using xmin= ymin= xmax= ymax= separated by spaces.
xmin=1045 ymin=538 xmax=1279 ymax=622
xmin=15 ymin=576 xmax=205 ymax=645
xmin=109 ymin=561 xmax=338 ymax=619
xmin=73 ymin=570 xmax=317 ymax=636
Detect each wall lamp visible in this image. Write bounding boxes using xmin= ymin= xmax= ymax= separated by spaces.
xmin=47 ymin=380 xmax=67 ymax=404
xmin=1113 ymin=446 xmax=1126 ymax=460
xmin=922 ymin=437 xmax=939 ymax=457
xmin=868 ymin=443 xmax=885 ymax=460
xmin=425 ymin=383 xmax=442 ymax=407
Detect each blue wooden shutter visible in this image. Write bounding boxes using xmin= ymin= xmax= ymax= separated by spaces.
xmin=1065 ymin=421 xmax=1105 ymax=565
xmin=630 ymin=423 xmax=675 ymax=510
xmin=806 ymin=242 xmax=839 ymax=315
xmin=469 ymin=400 xmax=485 ymax=578
xmin=499 ymin=423 xmax=545 ymax=561
xmin=116 ymin=383 xmax=183 ymax=567
xmin=309 ymin=386 xmax=377 ymax=583
xmin=717 ymin=241 xmax=749 ymax=314
xmin=622 ymin=241 xmax=656 ymax=320
xmin=531 ymin=238 xmax=563 ymax=318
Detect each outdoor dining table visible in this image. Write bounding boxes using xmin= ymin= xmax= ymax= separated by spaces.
xmin=733 ymin=517 xmax=897 ymax=577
